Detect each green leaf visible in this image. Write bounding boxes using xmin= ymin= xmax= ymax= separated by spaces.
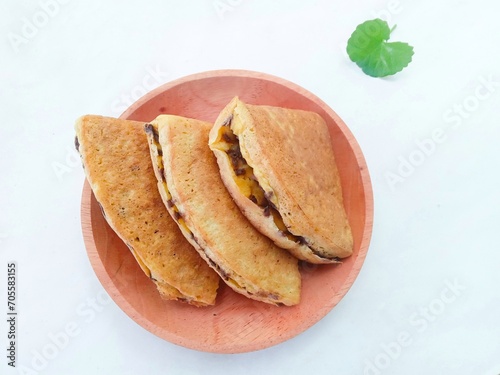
xmin=346 ymin=19 xmax=414 ymax=78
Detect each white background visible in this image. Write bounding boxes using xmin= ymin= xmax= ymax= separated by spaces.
xmin=1 ymin=0 xmax=500 ymax=374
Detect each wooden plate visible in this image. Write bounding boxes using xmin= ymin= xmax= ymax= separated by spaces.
xmin=80 ymin=70 xmax=373 ymax=353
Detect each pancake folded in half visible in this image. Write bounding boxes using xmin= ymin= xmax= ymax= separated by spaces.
xmin=145 ymin=115 xmax=301 ymax=306
xmin=208 ymin=97 xmax=353 ymax=264
xmin=75 ymin=115 xmax=219 ymax=306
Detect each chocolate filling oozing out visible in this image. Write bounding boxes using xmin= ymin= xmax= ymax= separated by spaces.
xmin=145 ymin=124 xmax=165 ymax=182
xmin=219 ymin=115 xmax=339 ymax=261
xmin=219 ymin=116 xmax=303 ymax=242
xmin=145 ymin=124 xmax=189 ymax=230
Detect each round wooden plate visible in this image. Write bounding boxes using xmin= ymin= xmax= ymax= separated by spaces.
xmin=80 ymin=70 xmax=373 ymax=353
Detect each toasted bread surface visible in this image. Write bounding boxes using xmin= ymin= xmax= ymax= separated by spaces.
xmin=209 ymin=98 xmax=353 ymax=263
xmin=149 ymin=115 xmax=301 ymax=306
xmin=76 ymin=115 xmax=219 ymax=306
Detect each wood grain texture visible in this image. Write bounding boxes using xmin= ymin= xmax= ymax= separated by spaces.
xmin=80 ymin=69 xmax=374 ymax=353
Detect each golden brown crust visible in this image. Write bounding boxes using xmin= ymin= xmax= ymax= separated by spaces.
xmin=149 ymin=115 xmax=301 ymax=306
xmin=75 ymin=115 xmax=219 ymax=306
xmin=209 ymin=97 xmax=353 ymax=263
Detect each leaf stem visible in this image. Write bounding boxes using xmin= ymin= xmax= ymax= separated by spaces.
xmin=390 ymin=24 xmax=398 ymax=34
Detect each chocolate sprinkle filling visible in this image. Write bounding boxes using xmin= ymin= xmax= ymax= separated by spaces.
xmin=74 ymin=136 xmax=80 ymax=152
xmin=296 ymin=236 xmax=308 ymax=246
xmin=173 ymin=211 xmax=182 ymax=221
xmin=144 ymin=123 xmax=159 ymax=143
xmin=234 ymin=168 xmax=246 ymax=176
xmin=227 ymin=148 xmax=244 ymax=169
xmin=222 ymin=133 xmax=233 ymax=143
xmin=159 ymin=167 xmax=166 ymax=182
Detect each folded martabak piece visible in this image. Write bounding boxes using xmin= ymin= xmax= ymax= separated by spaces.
xmin=145 ymin=115 xmax=300 ymax=306
xmin=75 ymin=115 xmax=219 ymax=306
xmin=208 ymin=97 xmax=353 ymax=264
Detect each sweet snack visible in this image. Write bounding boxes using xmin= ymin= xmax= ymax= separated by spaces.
xmin=209 ymin=97 xmax=353 ymax=264
xmin=75 ymin=115 xmax=220 ymax=306
xmin=145 ymin=115 xmax=301 ymax=306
